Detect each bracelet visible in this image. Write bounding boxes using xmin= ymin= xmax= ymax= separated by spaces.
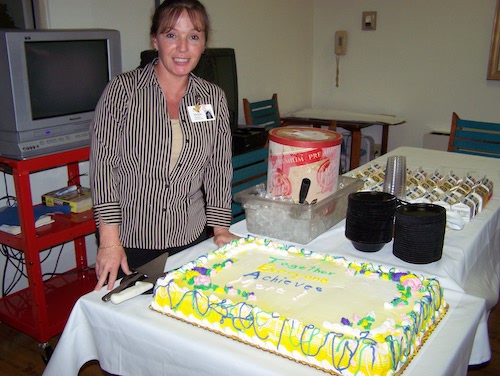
xmin=98 ymin=244 xmax=123 ymax=250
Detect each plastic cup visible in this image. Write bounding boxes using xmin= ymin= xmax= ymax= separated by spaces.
xmin=383 ymin=156 xmax=407 ymax=200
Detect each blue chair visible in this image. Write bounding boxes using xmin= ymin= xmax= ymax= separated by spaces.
xmin=448 ymin=112 xmax=500 ymax=158
xmin=243 ymin=94 xmax=283 ymax=130
xmin=231 ymin=147 xmax=268 ymax=223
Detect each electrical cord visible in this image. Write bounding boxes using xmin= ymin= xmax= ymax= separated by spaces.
xmin=1 ymin=245 xmax=26 ymax=297
xmin=67 ymin=173 xmax=88 ymax=194
xmin=1 ymin=171 xmax=16 ymax=206
xmin=41 ymin=245 xmax=63 ymax=281
xmin=0 ymin=196 xmax=16 ymax=207
xmin=1 ymin=242 xmax=94 ymax=296
xmin=1 ymin=171 xmax=20 ymax=296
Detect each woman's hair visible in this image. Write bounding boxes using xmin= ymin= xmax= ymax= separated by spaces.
xmin=150 ymin=0 xmax=211 ymax=43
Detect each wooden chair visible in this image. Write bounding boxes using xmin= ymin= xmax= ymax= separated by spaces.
xmin=243 ymin=93 xmax=283 ymax=130
xmin=231 ymin=147 xmax=268 ymax=223
xmin=448 ymin=112 xmax=500 ymax=158
xmin=243 ymin=93 xmax=338 ymax=131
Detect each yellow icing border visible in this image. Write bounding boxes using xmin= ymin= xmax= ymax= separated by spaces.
xmin=151 ymin=237 xmax=449 ymax=375
xmin=149 ymin=303 xmax=448 ymax=375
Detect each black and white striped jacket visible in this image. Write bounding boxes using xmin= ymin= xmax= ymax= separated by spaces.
xmin=90 ymin=59 xmax=232 ymax=249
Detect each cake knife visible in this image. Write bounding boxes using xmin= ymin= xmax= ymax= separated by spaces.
xmin=101 ymin=252 xmax=169 ymax=304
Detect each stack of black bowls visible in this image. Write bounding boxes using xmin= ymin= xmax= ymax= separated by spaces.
xmin=345 ymin=192 xmax=397 ymax=252
xmin=393 ymin=203 xmax=446 ymax=264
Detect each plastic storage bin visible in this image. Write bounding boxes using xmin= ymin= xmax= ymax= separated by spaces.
xmin=234 ymin=176 xmax=363 ymax=244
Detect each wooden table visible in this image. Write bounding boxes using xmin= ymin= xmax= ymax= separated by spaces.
xmin=281 ymin=108 xmax=405 ymax=169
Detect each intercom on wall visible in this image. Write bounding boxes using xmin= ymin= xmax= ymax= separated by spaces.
xmin=334 ymin=31 xmax=347 ymax=87
xmin=335 ymin=30 xmax=347 ymax=55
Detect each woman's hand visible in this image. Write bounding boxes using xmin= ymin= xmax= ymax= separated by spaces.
xmin=94 ymin=245 xmax=132 ymax=291
xmin=213 ymin=227 xmax=240 ymax=247
xmin=94 ymin=223 xmax=132 ymax=291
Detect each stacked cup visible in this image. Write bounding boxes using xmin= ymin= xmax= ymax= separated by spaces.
xmin=383 ymin=156 xmax=407 ymax=200
xmin=345 ymin=191 xmax=397 ymax=252
xmin=393 ymin=203 xmax=446 ymax=264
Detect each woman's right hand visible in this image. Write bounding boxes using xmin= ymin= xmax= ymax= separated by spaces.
xmin=94 ymin=245 xmax=132 ymax=291
xmin=94 ymin=222 xmax=132 ymax=291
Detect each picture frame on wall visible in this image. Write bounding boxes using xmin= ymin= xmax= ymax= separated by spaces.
xmin=487 ymin=0 xmax=500 ymax=80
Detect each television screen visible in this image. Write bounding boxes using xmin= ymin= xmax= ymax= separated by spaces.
xmin=25 ymin=40 xmax=109 ymax=120
xmin=25 ymin=40 xmax=110 ymax=120
xmin=0 ymin=29 xmax=121 ymax=159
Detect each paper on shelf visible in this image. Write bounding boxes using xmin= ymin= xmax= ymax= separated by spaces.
xmin=0 ymin=214 xmax=55 ymax=235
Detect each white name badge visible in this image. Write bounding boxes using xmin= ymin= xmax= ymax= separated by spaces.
xmin=188 ymin=104 xmax=216 ymax=123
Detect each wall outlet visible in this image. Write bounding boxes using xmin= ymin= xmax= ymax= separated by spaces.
xmin=362 ymin=11 xmax=377 ymax=31
xmin=374 ymin=143 xmax=382 ymax=157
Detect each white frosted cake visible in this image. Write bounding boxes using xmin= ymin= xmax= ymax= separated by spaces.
xmin=151 ymin=237 xmax=447 ymax=375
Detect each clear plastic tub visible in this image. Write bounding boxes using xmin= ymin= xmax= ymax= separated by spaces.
xmin=234 ymin=176 xmax=363 ymax=244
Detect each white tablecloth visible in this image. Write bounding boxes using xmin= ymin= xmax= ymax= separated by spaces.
xmin=233 ymin=147 xmax=500 ymax=364
xmin=44 ymin=147 xmax=499 ymax=375
xmin=44 ymin=255 xmax=485 ymax=376
xmin=234 ymin=147 xmax=500 ymax=365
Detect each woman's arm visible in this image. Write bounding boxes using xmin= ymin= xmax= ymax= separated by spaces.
xmin=94 ymin=222 xmax=131 ymax=291
xmin=203 ymin=90 xmax=233 ymax=226
xmin=90 ymin=75 xmax=131 ymax=290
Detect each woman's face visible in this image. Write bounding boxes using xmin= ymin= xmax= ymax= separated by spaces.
xmin=152 ymin=10 xmax=206 ymax=79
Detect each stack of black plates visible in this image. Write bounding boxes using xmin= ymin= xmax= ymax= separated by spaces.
xmin=393 ymin=203 xmax=446 ymax=264
xmin=345 ymin=191 xmax=396 ymax=252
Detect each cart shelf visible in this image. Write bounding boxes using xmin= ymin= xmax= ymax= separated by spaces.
xmin=0 ymin=147 xmax=96 ymax=343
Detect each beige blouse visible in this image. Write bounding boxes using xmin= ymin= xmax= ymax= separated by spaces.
xmin=169 ymin=118 xmax=183 ymax=171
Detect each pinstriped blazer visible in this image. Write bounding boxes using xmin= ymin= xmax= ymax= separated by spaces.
xmin=90 ymin=60 xmax=232 ymax=249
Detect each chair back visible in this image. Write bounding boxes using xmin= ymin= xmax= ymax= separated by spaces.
xmin=243 ymin=93 xmax=282 ymax=130
xmin=231 ymin=147 xmax=269 ymax=223
xmin=448 ymin=112 xmax=500 ymax=158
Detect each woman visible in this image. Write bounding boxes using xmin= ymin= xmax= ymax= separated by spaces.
xmin=90 ymin=0 xmax=238 ymax=292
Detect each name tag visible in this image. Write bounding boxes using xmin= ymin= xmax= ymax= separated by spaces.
xmin=188 ymin=104 xmax=215 ymax=123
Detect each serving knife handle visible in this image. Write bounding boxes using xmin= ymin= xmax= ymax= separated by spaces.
xmin=299 ymin=178 xmax=311 ymax=204
xmin=110 ymin=281 xmax=154 ymax=304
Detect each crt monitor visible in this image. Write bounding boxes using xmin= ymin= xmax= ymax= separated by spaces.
xmin=0 ymin=29 xmax=122 ymax=159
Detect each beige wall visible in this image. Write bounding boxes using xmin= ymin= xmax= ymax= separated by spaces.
xmin=43 ymin=0 xmax=500 ymax=150
xmin=313 ymin=0 xmax=500 ymax=149
xmin=41 ymin=0 xmax=155 ymax=71
xmin=204 ymin=0 xmax=314 ymax=118
xmin=43 ymin=0 xmax=314 ymax=126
